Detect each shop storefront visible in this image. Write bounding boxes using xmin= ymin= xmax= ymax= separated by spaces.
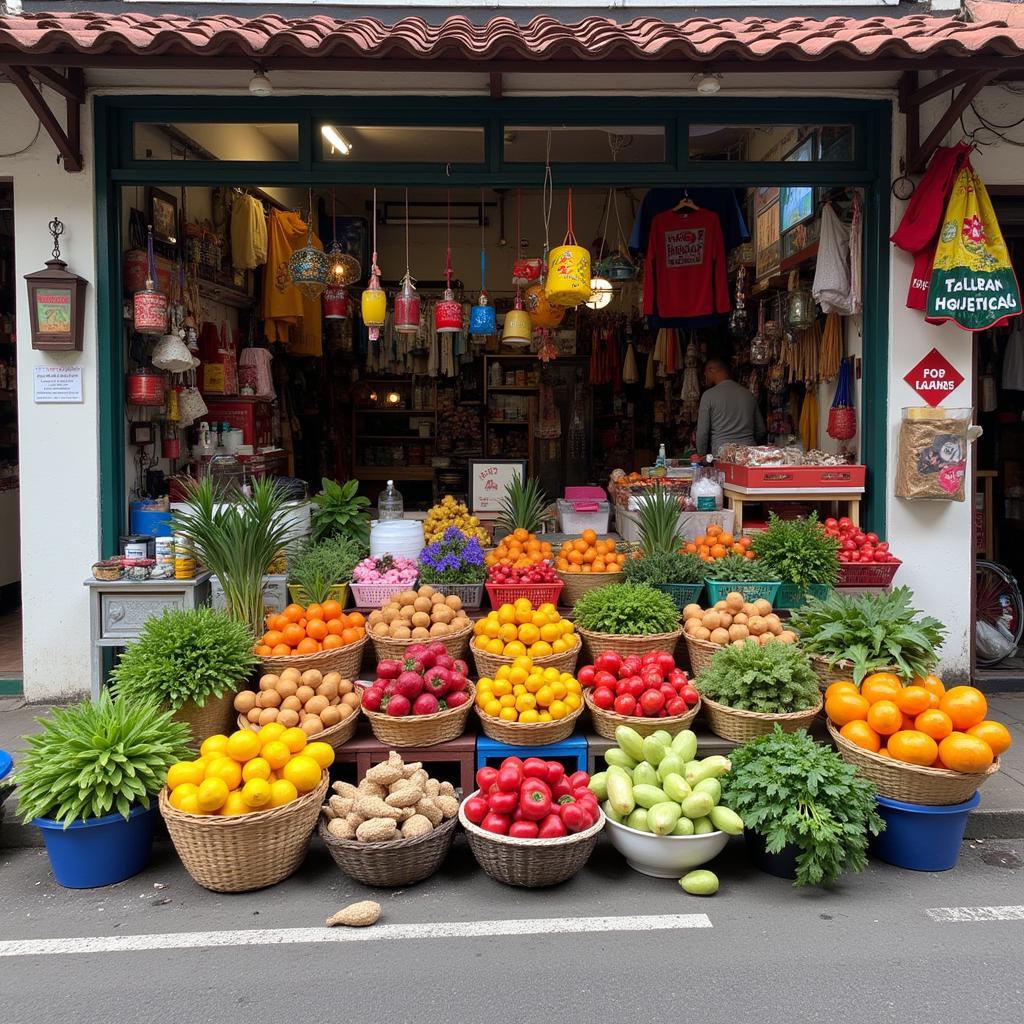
xmin=2 ymin=6 xmax=1024 ymax=698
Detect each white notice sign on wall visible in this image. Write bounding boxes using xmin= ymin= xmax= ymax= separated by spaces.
xmin=33 ymin=366 xmax=83 ymax=403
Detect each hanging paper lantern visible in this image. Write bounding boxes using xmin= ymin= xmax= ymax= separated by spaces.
xmin=434 ymin=289 xmax=462 ymax=334
xmin=394 ymin=273 xmax=421 ymax=335
xmin=470 ymin=291 xmax=496 ymax=336
xmin=545 ymin=189 xmax=592 ymax=308
xmin=523 ymin=282 xmax=566 ymax=329
xmin=323 ymin=284 xmax=350 ymax=320
xmin=585 ymin=277 xmax=614 ymax=311
xmin=133 ymin=226 xmax=168 ymax=335
xmin=502 ymin=291 xmax=532 ymax=347
xmin=362 ymin=279 xmax=386 ymax=341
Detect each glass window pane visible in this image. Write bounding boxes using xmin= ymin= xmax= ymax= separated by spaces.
xmin=319 ymin=125 xmax=485 ymax=163
xmin=133 ymin=123 xmax=298 ymax=161
xmin=689 ymin=124 xmax=854 ymax=162
xmin=504 ymin=126 xmax=665 ymax=163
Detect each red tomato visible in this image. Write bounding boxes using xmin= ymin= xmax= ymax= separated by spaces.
xmin=592 ymin=686 xmax=616 ymax=710
xmin=656 ymin=653 xmax=677 ymax=675
xmin=613 ymin=694 xmax=637 ymax=716
xmin=594 ymin=670 xmax=617 ymax=689
xmin=866 ymin=532 xmax=879 ymax=545
xmin=839 ymin=517 xmax=852 ymax=529
xmin=577 ymin=665 xmax=596 ymax=687
xmin=659 ymin=683 xmax=677 ymax=704
xmin=614 ymin=680 xmax=629 ymax=696
xmin=463 ymin=795 xmax=489 ymax=824
xmin=680 ymin=685 xmax=700 ymax=705
xmin=594 ymin=651 xmax=623 ymax=675
xmin=874 ymin=551 xmax=890 ymax=562
xmin=666 ymin=697 xmax=688 ymax=716
xmin=621 ymin=655 xmax=643 ymax=677
xmin=824 ymin=517 xmax=838 ymax=529
xmin=626 ymin=677 xmax=646 ymax=699
xmin=640 ymin=688 xmax=665 ymax=716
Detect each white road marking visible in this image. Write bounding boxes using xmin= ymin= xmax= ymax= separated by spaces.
xmin=0 ymin=913 xmax=712 ymax=958
xmin=927 ymin=905 xmax=1024 ymax=923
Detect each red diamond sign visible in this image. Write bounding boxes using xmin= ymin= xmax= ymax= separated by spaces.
xmin=903 ymin=348 xmax=965 ymax=407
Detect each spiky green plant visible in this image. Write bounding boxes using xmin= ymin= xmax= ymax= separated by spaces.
xmin=496 ymin=475 xmax=549 ymax=535
xmin=16 ymin=692 xmax=192 ymax=827
xmin=172 ymin=476 xmax=299 ymax=636
xmin=630 ymin=484 xmax=685 ymax=555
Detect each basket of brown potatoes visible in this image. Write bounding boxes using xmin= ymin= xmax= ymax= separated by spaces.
xmin=681 ymin=594 xmax=797 ymax=677
xmin=367 ymin=585 xmax=474 ymax=661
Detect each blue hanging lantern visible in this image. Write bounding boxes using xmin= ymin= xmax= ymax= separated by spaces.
xmin=470 ymin=248 xmax=496 ymax=336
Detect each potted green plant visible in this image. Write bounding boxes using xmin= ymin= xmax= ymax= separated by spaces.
xmin=173 ymin=476 xmax=299 ymax=636
xmin=629 ymin=483 xmax=685 ymax=555
xmin=694 ymin=640 xmax=823 ymax=742
xmin=788 ymin=585 xmax=947 ymax=686
xmin=703 ymin=553 xmax=781 ymax=606
xmin=721 ymin=726 xmax=884 ymax=886
xmin=288 ymin=534 xmax=366 ymax=607
xmin=112 ymin=606 xmax=257 ymax=742
xmin=310 ymin=477 xmax=372 ymax=546
xmin=418 ymin=527 xmax=487 ymax=608
xmin=623 ymin=550 xmax=707 ymax=608
xmin=751 ymin=513 xmax=839 ymax=609
xmin=15 ymin=691 xmax=191 ymax=888
xmin=573 ymin=582 xmax=683 ymax=658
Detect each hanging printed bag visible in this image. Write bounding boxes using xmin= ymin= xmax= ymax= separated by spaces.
xmin=926 ymin=166 xmax=1022 ymax=331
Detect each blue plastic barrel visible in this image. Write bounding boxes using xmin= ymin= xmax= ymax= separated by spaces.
xmin=34 ymin=801 xmax=158 ymax=888
xmin=871 ymin=792 xmax=980 ymax=872
xmin=129 ymin=502 xmax=173 ymax=538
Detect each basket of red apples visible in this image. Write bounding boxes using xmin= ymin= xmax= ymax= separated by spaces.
xmin=485 ymin=562 xmax=564 ymax=609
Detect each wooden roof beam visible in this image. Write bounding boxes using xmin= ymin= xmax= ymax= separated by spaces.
xmin=0 ymin=64 xmax=82 ymax=171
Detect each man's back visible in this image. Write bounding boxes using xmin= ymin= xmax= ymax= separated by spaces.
xmin=696 ymin=379 xmax=765 ymax=455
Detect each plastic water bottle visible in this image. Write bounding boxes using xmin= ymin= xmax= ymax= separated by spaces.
xmin=656 ymin=443 xmax=667 ymax=468
xmin=378 ymin=480 xmax=404 ymax=521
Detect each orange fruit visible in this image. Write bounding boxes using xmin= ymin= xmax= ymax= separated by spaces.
xmin=326 ymin=618 xmax=345 ymax=636
xmin=281 ymin=757 xmax=321 ymax=794
xmin=166 ymin=760 xmax=205 ymax=790
xmin=825 ymin=681 xmax=858 ymax=702
xmin=296 ymin=637 xmax=320 ymax=655
xmin=306 ymin=619 xmax=328 ymax=641
xmin=877 ymin=748 xmax=891 ymax=758
xmin=256 ymin=645 xmax=273 ymax=657
xmin=887 ymin=730 xmax=939 ymax=767
xmin=282 ymin=604 xmax=304 ymax=623
xmin=966 ymin=720 xmax=1012 ymax=757
xmin=860 ymin=674 xmax=902 ymax=705
xmin=839 ymin=720 xmax=882 ymax=753
xmin=914 ymin=708 xmax=954 ymax=741
xmin=267 ymin=614 xmax=288 ymax=633
xmin=261 ymin=739 xmax=291 ymax=770
xmin=282 ymin=623 xmax=306 ymax=648
xmin=262 ymin=630 xmax=283 ymax=648
xmin=866 ymin=700 xmax=903 ymax=736
xmin=939 ymin=686 xmax=988 ymax=731
xmin=322 ymin=634 xmax=344 ymax=650
xmin=279 ymin=726 xmax=308 ymax=754
xmin=340 ymin=628 xmax=360 ymax=645
xmin=938 ymin=733 xmax=994 ymax=774
xmin=346 ymin=611 xmax=366 ymax=628
xmin=305 ymin=603 xmax=324 ymax=623
xmin=913 ymin=674 xmax=946 ymax=703
xmin=271 ymin=643 xmax=291 ymax=657
xmin=320 ymin=599 xmax=343 ymax=621
xmin=894 ymin=685 xmax=932 ymax=717
xmin=825 ymin=691 xmax=870 ymax=726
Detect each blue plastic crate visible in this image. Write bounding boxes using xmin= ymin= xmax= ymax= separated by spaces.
xmin=475 ymin=734 xmax=588 ymax=774
xmin=774 ymin=583 xmax=831 ymax=610
xmin=704 ymin=579 xmax=781 ymax=606
xmin=653 ymin=582 xmax=705 ymax=609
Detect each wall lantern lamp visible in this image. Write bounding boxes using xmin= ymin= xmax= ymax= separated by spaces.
xmin=24 ymin=217 xmax=87 ymax=351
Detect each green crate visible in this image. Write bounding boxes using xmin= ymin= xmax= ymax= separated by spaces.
xmin=704 ymin=579 xmax=782 ymax=606
xmin=653 ymin=583 xmax=705 ymax=609
xmin=773 ymin=583 xmax=831 ymax=611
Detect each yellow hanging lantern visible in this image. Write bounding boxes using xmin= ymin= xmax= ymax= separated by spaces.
xmin=545 ymin=188 xmax=592 ymax=307
xmin=502 ymin=291 xmax=532 ymax=347
xmin=361 ymin=188 xmax=386 ymax=341
xmin=523 ymin=282 xmax=566 ymax=329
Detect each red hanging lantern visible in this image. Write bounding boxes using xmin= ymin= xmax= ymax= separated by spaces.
xmin=133 ymin=226 xmax=168 ymax=335
xmin=322 ymin=285 xmax=350 ymax=320
xmin=394 ymin=191 xmax=421 ymax=334
xmin=434 ymin=190 xmax=462 ymax=334
xmin=126 ymin=366 xmax=167 ymax=406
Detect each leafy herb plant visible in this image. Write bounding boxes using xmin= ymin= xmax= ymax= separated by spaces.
xmin=630 ymin=484 xmax=685 ymax=555
xmin=289 ymin=535 xmax=367 ymax=604
xmin=419 ymin=528 xmax=487 ymax=585
xmin=310 ymin=478 xmax=371 ymax=546
xmin=751 ymin=513 xmax=839 ymax=589
xmin=573 ymin=583 xmax=681 ymax=636
xmin=16 ymin=691 xmax=192 ymax=826
xmin=788 ymin=586 xmax=946 ymax=683
xmin=696 ymin=641 xmax=821 ymax=714
xmin=112 ymin=606 xmax=257 ymax=710
xmin=623 ymin=550 xmax=706 ymax=587
xmin=721 ymin=726 xmax=884 ymax=887
xmin=703 ymin=553 xmax=774 ymax=583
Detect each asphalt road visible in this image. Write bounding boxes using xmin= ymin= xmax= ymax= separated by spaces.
xmin=1 ymin=834 xmax=1022 ymax=1024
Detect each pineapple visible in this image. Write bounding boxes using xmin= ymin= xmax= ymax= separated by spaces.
xmin=496 ymin=476 xmax=549 ymax=536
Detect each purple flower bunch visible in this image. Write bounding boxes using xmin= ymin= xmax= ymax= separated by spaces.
xmin=418 ymin=528 xmax=487 ymax=584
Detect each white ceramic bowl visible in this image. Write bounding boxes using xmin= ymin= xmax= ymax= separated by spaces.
xmin=604 ymin=817 xmax=730 ymax=878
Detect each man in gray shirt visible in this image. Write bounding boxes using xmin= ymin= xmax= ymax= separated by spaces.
xmin=695 ymin=358 xmax=767 ymax=456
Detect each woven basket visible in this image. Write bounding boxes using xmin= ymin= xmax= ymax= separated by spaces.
xmin=459 ymin=793 xmax=604 ymax=887
xmin=556 ymin=569 xmax=622 ymax=606
xmin=237 ymin=706 xmax=360 ymax=751
xmin=584 ymin=689 xmax=701 ymax=740
xmin=257 ymin=634 xmax=368 ymax=679
xmin=471 ymin=635 xmax=581 ymax=679
xmin=474 ymin=700 xmax=583 ymax=745
xmin=682 ymin=635 xmax=723 ymax=678
xmin=827 ymin=720 xmax=1000 ymax=805
xmin=576 ymin=626 xmax=684 ymax=661
xmin=653 ymin=582 xmax=705 ymax=609
xmin=318 ymin=813 xmax=458 ymax=887
xmin=171 ymin=691 xmax=237 ymax=747
xmin=370 ymin=622 xmax=473 ymax=663
xmin=158 ymin=773 xmax=327 ymax=893
xmin=361 ymin=683 xmax=476 ymax=746
xmin=699 ymin=692 xmax=823 ymax=743
xmin=350 ymin=581 xmax=418 ymax=608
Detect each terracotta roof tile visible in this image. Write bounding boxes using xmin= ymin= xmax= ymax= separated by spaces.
xmin=1 ymin=12 xmax=1023 ymax=65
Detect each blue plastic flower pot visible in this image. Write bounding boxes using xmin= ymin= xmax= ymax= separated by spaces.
xmin=870 ymin=792 xmax=980 ymax=872
xmin=34 ymin=801 xmax=158 ymax=889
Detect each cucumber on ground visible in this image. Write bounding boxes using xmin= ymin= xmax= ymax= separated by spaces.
xmin=679 ymin=869 xmax=719 ymax=895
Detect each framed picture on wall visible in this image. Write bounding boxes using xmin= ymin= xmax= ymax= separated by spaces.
xmin=469 ymin=459 xmax=527 ymax=514
xmin=148 ymin=188 xmax=179 ymax=246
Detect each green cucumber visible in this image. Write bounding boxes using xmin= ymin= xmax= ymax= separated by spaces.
xmin=661 ymin=773 xmax=693 ymax=803
xmin=641 ymin=735 xmax=668 ymax=766
xmin=670 ymin=729 xmax=698 ymax=762
xmin=607 ymin=770 xmax=636 ymax=816
xmin=651 ymin=730 xmax=673 ymax=747
xmin=648 ymin=801 xmax=682 ymax=836
xmin=632 ymin=784 xmax=670 ymax=809
xmin=631 ymin=761 xmax=660 ymax=788
xmin=692 ymin=816 xmax=716 ymax=835
xmin=605 ymin=748 xmax=638 ymax=772
xmin=679 ymin=869 xmax=719 ymax=895
xmin=656 ymin=753 xmax=685 ymax=782
xmin=709 ymin=805 xmax=745 ymax=835
xmin=626 ymin=807 xmax=651 ymax=832
xmin=692 ymin=778 xmax=721 ymax=806
xmin=588 ymin=771 xmax=609 ymax=802
xmin=680 ymin=791 xmax=715 ymax=819
xmin=614 ymin=726 xmax=645 ymax=762
xmin=671 ymin=816 xmax=696 ymax=836
xmin=601 ymin=799 xmax=624 ymax=824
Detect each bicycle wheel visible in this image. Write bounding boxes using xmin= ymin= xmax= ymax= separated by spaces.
xmin=975 ymin=560 xmax=1024 ymax=667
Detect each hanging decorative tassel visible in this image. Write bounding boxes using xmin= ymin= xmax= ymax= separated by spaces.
xmin=680 ymin=339 xmax=700 ymax=420
xmin=622 ymin=340 xmax=639 ymax=385
xmin=799 ymin=388 xmax=819 ymax=452
xmin=827 ymin=356 xmax=857 ymax=441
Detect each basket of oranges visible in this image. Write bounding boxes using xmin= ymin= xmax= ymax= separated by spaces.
xmin=555 ymin=530 xmax=628 ymax=605
xmin=471 ymin=599 xmax=582 ymax=677
xmin=473 ymin=657 xmax=586 ymax=745
xmin=256 ymin=600 xmax=368 ymax=679
xmin=824 ymin=674 xmax=1006 ymax=805
xmin=682 ymin=524 xmax=754 ymax=563
xmin=159 ymin=725 xmax=332 ymax=892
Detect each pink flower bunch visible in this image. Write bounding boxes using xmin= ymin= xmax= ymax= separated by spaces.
xmin=352 ymin=555 xmax=418 ymax=585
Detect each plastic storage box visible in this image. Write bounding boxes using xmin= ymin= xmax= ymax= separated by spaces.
xmin=557 ymin=498 xmax=610 ymax=535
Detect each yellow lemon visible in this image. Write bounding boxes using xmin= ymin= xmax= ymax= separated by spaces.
xmin=167 ymin=760 xmax=205 ymax=790
xmin=493 ymin=678 xmax=512 ymax=696
xmin=473 ymin=619 xmax=488 ymax=636
xmin=486 ymin=638 xmax=505 ymax=655
xmin=168 ymin=782 xmax=198 ymax=809
xmin=282 ymin=754 xmax=322 ymax=794
xmin=499 ymin=707 xmax=519 ymax=722
xmin=540 ymin=622 xmax=562 ymax=644
xmin=546 ymin=609 xmax=562 ymax=625
xmin=269 ymin=779 xmax=298 ymax=807
xmin=279 ymin=727 xmax=308 ymax=754
xmin=496 ymin=604 xmax=516 ymax=625
xmin=502 ymin=640 xmax=526 ymax=658
xmin=241 ymin=757 xmax=271 ymax=782
xmin=499 ymin=694 xmax=516 ymax=708
xmin=196 ymin=776 xmax=229 ymax=813
xmin=482 ymin=619 xmax=501 ymax=640
xmin=536 ymin=685 xmax=554 ymax=708
xmin=550 ymin=680 xmax=568 ymax=700
xmin=514 ymin=606 xmax=533 ymax=626
xmin=538 ymin=711 xmax=552 ymax=722
xmin=519 ymin=709 xmax=540 ymax=723
xmin=220 ymin=791 xmax=250 ymax=816
xmin=508 ymin=666 xmax=529 ymax=686
xmin=565 ymin=693 xmax=582 ymax=712
xmin=552 ymin=638 xmax=569 ymax=654
xmin=549 ymin=699 xmax=568 ymax=720
xmin=257 ymin=721 xmax=287 ymax=744
xmin=226 ymin=729 xmax=262 ymax=764
xmin=484 ymin=699 xmax=502 ymax=717
xmin=304 ymin=742 xmax=335 ymax=770
xmin=525 ymin=674 xmax=543 ymax=694
xmin=499 ymin=621 xmax=519 ymax=643
xmin=479 ymin=674 xmax=496 ymax=688
xmin=565 ymin=679 xmax=583 ymax=695
xmin=512 ymin=683 xmax=526 ymax=697
xmin=199 ymin=734 xmax=229 ymax=759
xmin=543 ymin=667 xmax=562 ymax=683
xmin=495 ymin=665 xmax=513 ymax=680
xmin=513 ymin=656 xmax=535 ymax=673
xmin=518 ymin=624 xmax=540 ymax=646
xmin=474 ymin=636 xmax=489 ymax=650
xmin=241 ymin=778 xmax=272 ymax=809
xmin=529 ymin=641 xmax=553 ymax=659
xmin=515 ymin=693 xmax=537 ymax=713
xmin=204 ymin=756 xmax=242 ymax=790
xmin=261 ymin=739 xmax=291 ymax=770
xmin=476 ymin=691 xmax=491 ymax=708
xmin=561 ymin=620 xmax=576 ymax=635
xmin=538 ymin=602 xmax=557 ymax=617
xmin=175 ymin=791 xmax=203 ymax=815
xmin=531 ymin=611 xmax=548 ymax=628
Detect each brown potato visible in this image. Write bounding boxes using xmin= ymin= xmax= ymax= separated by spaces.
xmin=709 ymin=627 xmax=731 ymax=646
xmin=693 ymin=626 xmax=712 ymax=641
xmin=718 ymin=612 xmax=733 ymax=628
xmin=432 ymin=604 xmax=454 ymax=624
xmin=301 ymin=716 xmax=324 ymax=736
xmin=451 ymin=616 xmax=471 ymax=632
xmin=411 ymin=626 xmax=430 ymax=639
xmin=399 ymin=605 xmax=416 ymax=621
xmin=758 ymin=632 xmax=775 ymax=646
xmin=702 ymin=610 xmax=722 ymax=630
xmin=390 ymin=624 xmax=411 ymax=639
xmin=341 ymin=692 xmax=361 ymax=709
xmin=275 ymin=678 xmax=297 ymax=698
xmin=732 ymin=612 xmax=748 ymax=626
xmin=319 ymin=705 xmax=341 ymax=727
xmin=323 ymin=671 xmax=343 ymax=688
xmin=715 ymin=600 xmax=729 ymax=612
xmin=683 ymin=603 xmax=703 ymax=621
xmin=729 ymin=623 xmax=750 ymax=642
xmin=372 ymin=621 xmax=390 ymax=636
xmin=398 ymin=590 xmax=418 ymax=606
xmin=301 ymin=669 xmax=323 ymax=689
xmin=380 ymin=607 xmax=399 ymax=624
xmin=337 ymin=703 xmax=355 ymax=719
xmin=445 ymin=594 xmax=463 ymax=611
xmin=726 ymin=593 xmax=745 ymax=611
xmin=741 ymin=604 xmax=757 ymax=618
xmin=747 ymin=616 xmax=767 ymax=637
xmin=296 ymin=685 xmax=315 ymax=705
xmin=261 ymin=688 xmax=282 ymax=708
xmin=276 ymin=708 xmax=300 ymax=728
xmin=753 ymin=598 xmax=774 ymax=617
xmin=281 ymin=695 xmax=302 ymax=713
xmin=368 ymin=610 xmax=384 ymax=626
xmin=411 ymin=611 xmax=431 ymax=628
xmin=418 ymin=585 xmax=435 ymax=598
xmin=246 ymin=707 xmax=262 ymax=724
xmin=338 ymin=678 xmax=354 ymax=695
xmin=257 ymin=707 xmax=279 ymax=725
xmin=429 ymin=622 xmax=451 ymax=636
xmin=258 ymin=674 xmax=279 ymax=691
xmin=305 ymin=695 xmax=329 ymax=716
xmin=234 ymin=691 xmax=257 ymax=713
xmin=778 ymin=630 xmax=798 ymax=644
xmin=280 ymin=668 xmax=302 ymax=684
xmin=317 ymin=678 xmax=339 ymax=700
xmin=764 ymin=614 xmax=783 ymax=635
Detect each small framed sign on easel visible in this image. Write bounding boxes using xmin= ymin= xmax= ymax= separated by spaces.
xmin=468 ymin=459 xmax=527 ymax=514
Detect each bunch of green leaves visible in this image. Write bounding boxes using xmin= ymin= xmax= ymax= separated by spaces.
xmin=310 ymin=478 xmax=371 ymax=546
xmin=696 ymin=640 xmax=820 ymax=714
xmin=721 ymin=726 xmax=884 ymax=887
xmin=629 ymin=484 xmax=685 ymax=555
xmin=173 ymin=476 xmax=299 ymax=635
xmin=16 ymin=691 xmax=192 ymax=827
xmin=112 ymin=606 xmax=257 ymax=710
xmin=623 ymin=550 xmax=706 ymax=586
xmin=703 ymin=553 xmax=773 ymax=582
xmin=788 ymin=586 xmax=946 ymax=684
xmin=289 ymin=535 xmax=367 ymax=603
xmin=496 ymin=475 xmax=549 ymax=535
xmin=750 ymin=513 xmax=839 ymax=589
xmin=573 ymin=583 xmax=681 ymax=636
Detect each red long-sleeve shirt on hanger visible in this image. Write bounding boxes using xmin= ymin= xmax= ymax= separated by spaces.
xmin=642 ymin=207 xmax=731 ymax=319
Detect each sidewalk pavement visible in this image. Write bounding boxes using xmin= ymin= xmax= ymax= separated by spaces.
xmin=2 ymin=694 xmax=1023 ymax=846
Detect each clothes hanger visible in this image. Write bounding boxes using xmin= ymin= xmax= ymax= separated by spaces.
xmin=672 ymin=189 xmax=698 ymax=213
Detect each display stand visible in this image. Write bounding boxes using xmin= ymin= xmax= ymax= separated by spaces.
xmin=723 ymin=484 xmax=864 ymax=533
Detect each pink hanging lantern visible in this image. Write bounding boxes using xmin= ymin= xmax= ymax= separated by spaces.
xmin=394 ymin=190 xmax=421 ymax=335
xmin=434 ymin=191 xmax=462 ymax=334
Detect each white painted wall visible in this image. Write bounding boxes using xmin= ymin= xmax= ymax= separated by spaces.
xmin=1 ymin=84 xmax=99 ymax=700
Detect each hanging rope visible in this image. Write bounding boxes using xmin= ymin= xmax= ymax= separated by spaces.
xmin=404 ymin=187 xmax=411 ymax=278
xmin=445 ymin=188 xmax=453 ymax=289
xmin=480 ymin=186 xmax=487 ymax=292
xmin=370 ymin=187 xmax=379 ymax=282
xmin=542 ymin=129 xmax=554 ymax=259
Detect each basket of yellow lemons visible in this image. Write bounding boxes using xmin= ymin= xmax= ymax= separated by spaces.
xmin=473 ymin=656 xmax=585 ymax=745
xmin=158 ymin=724 xmax=331 ymax=893
xmin=471 ymin=599 xmax=581 ymax=679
